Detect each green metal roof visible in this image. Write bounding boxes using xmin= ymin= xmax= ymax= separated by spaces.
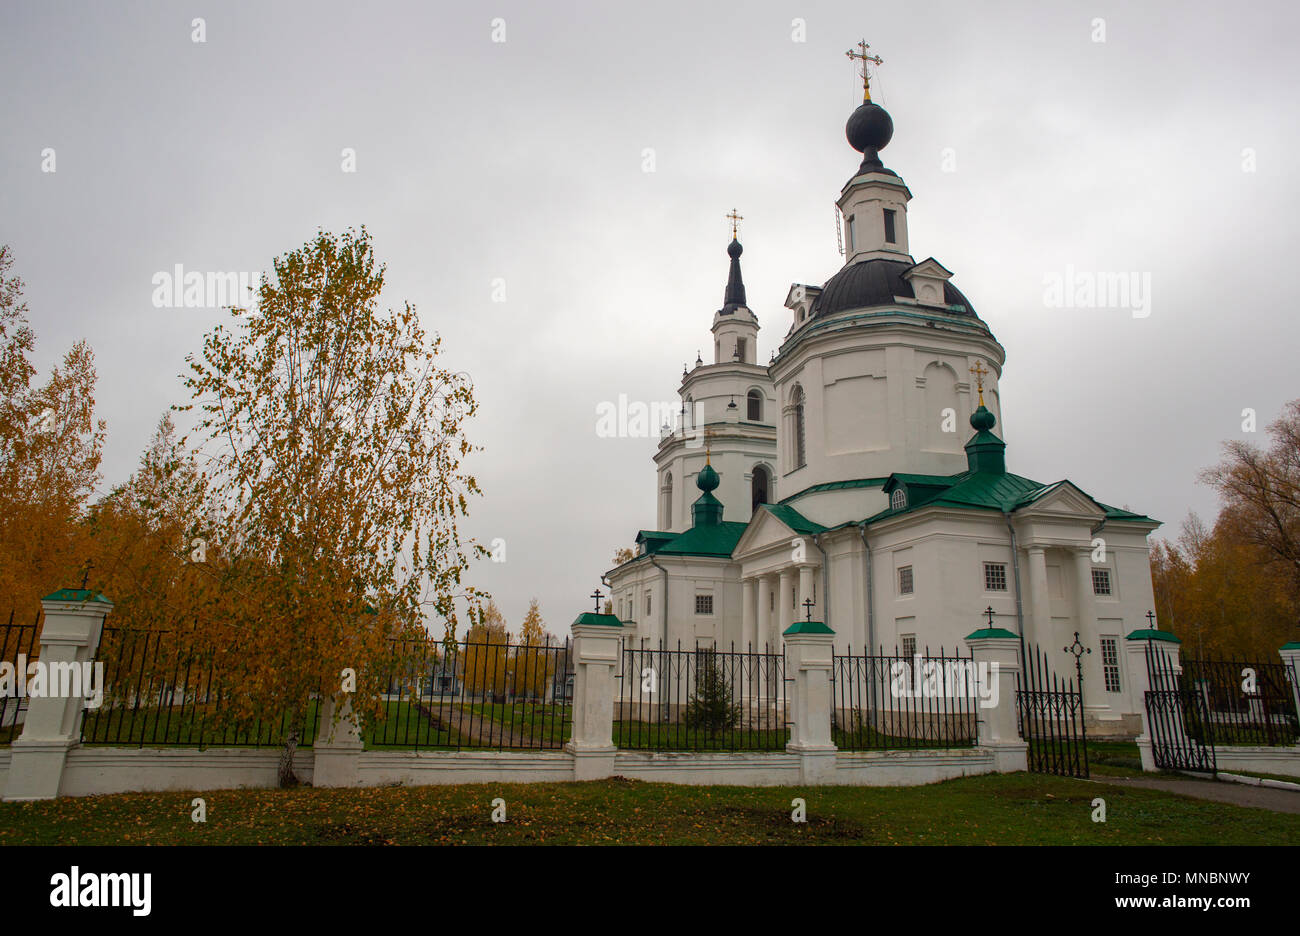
xmin=1125 ymin=628 xmax=1180 ymax=643
xmin=784 ymin=620 xmax=834 ymax=636
xmin=758 ymin=503 xmax=827 ymax=534
xmin=1097 ymin=503 xmax=1159 ymax=523
xmin=779 ymin=477 xmax=888 ymax=504
xmin=42 ymin=588 xmax=111 ymax=604
xmin=965 ymin=627 xmax=1020 ymax=640
xmin=571 ymin=612 xmax=623 ymax=629
xmin=654 ymin=520 xmax=749 ymax=558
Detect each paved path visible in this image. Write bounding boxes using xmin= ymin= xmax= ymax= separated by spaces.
xmin=1094 ymin=774 xmax=1300 ymax=814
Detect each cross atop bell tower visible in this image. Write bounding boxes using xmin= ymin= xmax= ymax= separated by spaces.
xmin=845 ymin=39 xmax=884 ymax=102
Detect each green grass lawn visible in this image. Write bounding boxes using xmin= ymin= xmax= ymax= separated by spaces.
xmin=3 ymin=772 xmax=1297 ymax=845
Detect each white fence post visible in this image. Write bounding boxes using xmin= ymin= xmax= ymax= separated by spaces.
xmin=1124 ymin=628 xmax=1183 ymax=772
xmin=1280 ymin=641 xmax=1300 ymax=729
xmin=3 ymin=589 xmax=113 ymax=801
xmin=784 ymin=620 xmax=836 ymax=784
xmin=963 ymin=627 xmax=1027 ymax=772
xmin=565 ymin=611 xmax=622 ymax=781
xmin=313 ymin=694 xmax=364 ymax=787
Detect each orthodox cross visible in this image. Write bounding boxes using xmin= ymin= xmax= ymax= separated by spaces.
xmin=80 ymin=560 xmax=93 ymax=590
xmin=726 ymin=209 xmax=743 ymax=240
xmin=590 ymin=589 xmax=604 ymax=612
xmin=803 ymin=597 xmax=816 ymax=622
xmin=1064 ymin=631 xmax=1091 ymax=688
xmin=845 ymin=39 xmax=884 ymax=102
xmin=969 ymin=361 xmax=990 ymax=407
xmin=1146 ymin=610 xmax=1157 ymax=629
xmin=983 ymin=606 xmax=996 ymax=628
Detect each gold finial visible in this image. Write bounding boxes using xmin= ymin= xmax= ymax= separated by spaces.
xmin=726 ymin=208 xmax=743 ymax=241
xmin=846 ymin=39 xmax=884 ymax=103
xmin=970 ymin=361 xmax=990 ymax=407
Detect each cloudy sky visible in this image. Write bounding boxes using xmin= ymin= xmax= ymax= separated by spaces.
xmin=2 ymin=1 xmax=1297 ymax=636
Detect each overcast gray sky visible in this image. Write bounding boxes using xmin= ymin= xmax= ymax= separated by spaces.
xmin=3 ymin=1 xmax=1297 ymax=636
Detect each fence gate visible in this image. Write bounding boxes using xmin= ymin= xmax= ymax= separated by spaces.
xmin=1142 ymin=641 xmax=1215 ymax=774
xmin=1016 ymin=642 xmax=1088 ymax=778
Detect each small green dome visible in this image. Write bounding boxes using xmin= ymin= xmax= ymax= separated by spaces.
xmin=970 ymin=405 xmax=996 ymax=432
xmin=697 ymin=462 xmax=719 ymax=492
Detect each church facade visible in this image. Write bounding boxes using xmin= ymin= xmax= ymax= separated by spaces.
xmin=604 ymin=83 xmax=1160 ymax=736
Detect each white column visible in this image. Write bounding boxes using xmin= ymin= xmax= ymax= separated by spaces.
xmin=778 ymin=569 xmax=795 ymax=643
xmin=797 ymin=564 xmax=816 ymax=622
xmin=741 ymin=577 xmax=756 ymax=652
xmin=1025 ymin=545 xmax=1050 ymax=646
xmin=761 ymin=574 xmax=776 ymax=650
xmin=1072 ymin=547 xmax=1098 ymax=705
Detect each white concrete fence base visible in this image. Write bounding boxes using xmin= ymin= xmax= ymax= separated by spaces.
xmin=28 ymin=602 xmax=1297 ymax=798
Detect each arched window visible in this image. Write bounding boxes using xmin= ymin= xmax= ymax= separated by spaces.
xmin=891 ymin=488 xmax=907 ymax=511
xmin=663 ymin=472 xmax=673 ymax=525
xmin=751 ymin=465 xmax=770 ymax=513
xmin=746 ymin=389 xmax=762 ymax=422
xmin=792 ymin=385 xmax=807 ymax=469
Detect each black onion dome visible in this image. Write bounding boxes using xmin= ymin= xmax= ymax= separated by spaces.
xmin=727 ymin=238 xmax=742 ymax=259
xmin=846 ymin=101 xmax=895 ymax=175
xmin=811 ymin=259 xmax=978 ymax=318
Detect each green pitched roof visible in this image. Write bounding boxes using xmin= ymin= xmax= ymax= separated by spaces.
xmin=778 ymin=477 xmax=888 ymax=504
xmin=784 ymin=620 xmax=834 ymax=635
xmin=42 ymin=588 xmax=111 ymax=604
xmin=655 ymin=521 xmax=749 ymax=558
xmin=571 ymin=612 xmax=623 ymax=628
xmin=758 ymin=503 xmax=826 ymax=534
xmin=1125 ymin=628 xmax=1180 ymax=643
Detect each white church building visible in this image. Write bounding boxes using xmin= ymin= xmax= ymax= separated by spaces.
xmin=604 ymin=77 xmax=1160 ymax=736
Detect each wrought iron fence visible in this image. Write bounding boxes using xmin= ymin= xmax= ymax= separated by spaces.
xmin=832 ymin=645 xmax=979 ymax=751
xmin=367 ymin=636 xmax=573 ymax=750
xmin=1180 ymin=655 xmax=1299 ymax=747
xmin=614 ymin=642 xmax=789 ymax=751
xmin=80 ymin=625 xmax=322 ymax=748
xmin=1017 ymin=643 xmax=1089 ymax=778
xmin=1142 ymin=640 xmax=1214 ymax=773
xmin=0 ymin=609 xmax=43 ymax=744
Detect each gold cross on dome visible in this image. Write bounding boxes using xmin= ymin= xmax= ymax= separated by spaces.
xmin=969 ymin=361 xmax=990 ymax=406
xmin=846 ymin=39 xmax=884 ymax=102
xmin=726 ymin=209 xmax=743 ymax=240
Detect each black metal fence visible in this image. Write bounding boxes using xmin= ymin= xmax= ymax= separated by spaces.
xmin=614 ymin=642 xmax=789 ymax=751
xmin=1143 ymin=641 xmax=1215 ymax=773
xmin=1016 ymin=643 xmax=1089 ymax=778
xmin=832 ymin=645 xmax=979 ymax=751
xmin=80 ymin=625 xmax=323 ymax=748
xmin=367 ymin=636 xmax=573 ymax=750
xmin=1180 ymin=655 xmax=1299 ymax=747
xmin=0 ymin=609 xmax=42 ymax=743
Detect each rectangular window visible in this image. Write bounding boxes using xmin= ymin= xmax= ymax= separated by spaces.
xmin=901 ymin=634 xmax=917 ymax=657
xmin=735 ymin=338 xmax=746 ymax=361
xmin=846 ymin=215 xmax=855 ymax=253
xmin=898 ymin=565 xmax=914 ymax=595
xmin=645 ymin=591 xmax=652 ymax=615
xmin=1101 ymin=637 xmax=1122 ymax=692
xmin=984 ymin=562 xmax=1008 ymax=591
xmin=883 ymin=209 xmax=897 ymax=244
xmin=695 ymin=593 xmax=713 ymax=615
xmin=1092 ymin=568 xmax=1112 ymax=596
